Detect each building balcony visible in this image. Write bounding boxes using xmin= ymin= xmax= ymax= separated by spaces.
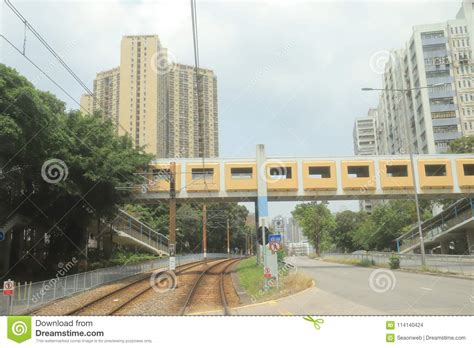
xmin=426 ymin=75 xmax=454 ymax=86
xmin=430 ymin=104 xmax=456 ymax=113
xmin=421 ymin=36 xmax=448 ymax=46
xmin=425 ymin=64 xmax=450 ymax=72
xmin=433 ymin=131 xmax=462 ymax=141
xmin=429 ymin=89 xmax=455 ymax=99
xmin=423 ymin=49 xmax=448 ymax=59
xmin=431 ymin=117 xmax=459 ymax=127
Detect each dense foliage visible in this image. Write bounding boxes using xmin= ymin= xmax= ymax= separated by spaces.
xmin=0 ymin=64 xmax=151 ymax=279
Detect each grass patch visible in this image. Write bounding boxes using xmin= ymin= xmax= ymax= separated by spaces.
xmin=236 ymin=257 xmax=313 ymax=303
xmin=322 ymin=256 xmax=376 ymax=267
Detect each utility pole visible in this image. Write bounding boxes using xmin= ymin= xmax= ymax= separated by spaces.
xmin=168 ymin=162 xmax=177 ymax=270
xmin=250 ymin=230 xmax=253 ymax=255
xmin=202 ymin=204 xmax=207 ymax=259
xmin=227 ymin=218 xmax=231 ymax=255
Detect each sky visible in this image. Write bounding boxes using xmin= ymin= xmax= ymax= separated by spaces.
xmin=0 ymin=0 xmax=463 ymax=218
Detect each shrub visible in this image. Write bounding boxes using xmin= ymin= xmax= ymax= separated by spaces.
xmin=389 ymin=254 xmax=400 ymax=269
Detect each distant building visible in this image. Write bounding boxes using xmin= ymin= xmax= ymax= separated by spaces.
xmin=353 ymin=110 xmax=378 ymax=156
xmin=93 ymin=67 xmax=120 ymax=124
xmin=79 ymin=94 xmax=93 ymax=115
xmin=353 ymin=109 xmax=379 ymax=213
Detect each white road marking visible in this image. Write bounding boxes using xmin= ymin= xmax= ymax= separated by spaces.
xmin=420 ymin=287 xmax=432 ymax=291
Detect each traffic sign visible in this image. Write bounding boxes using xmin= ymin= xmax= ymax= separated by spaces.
xmin=0 ymin=229 xmax=4 ymax=241
xmin=269 ymin=241 xmax=281 ymax=253
xmin=3 ymin=280 xmax=14 ymax=296
xmin=264 ymin=266 xmax=272 ymax=279
xmin=268 ymin=234 xmax=282 ymax=243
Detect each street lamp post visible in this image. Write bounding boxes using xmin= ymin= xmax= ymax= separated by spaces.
xmin=361 ymin=83 xmax=449 ymax=266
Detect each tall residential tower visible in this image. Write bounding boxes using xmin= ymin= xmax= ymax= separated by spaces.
xmin=375 ymin=0 xmax=473 ymax=155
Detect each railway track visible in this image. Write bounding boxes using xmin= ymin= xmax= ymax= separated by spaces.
xmin=180 ymin=258 xmax=241 ymax=316
xmin=32 ymin=259 xmax=213 ymax=316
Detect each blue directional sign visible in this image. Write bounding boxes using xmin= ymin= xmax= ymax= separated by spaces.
xmin=268 ymin=234 xmax=282 ymax=243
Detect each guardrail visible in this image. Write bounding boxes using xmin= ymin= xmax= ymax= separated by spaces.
xmin=322 ymin=252 xmax=474 ymax=276
xmin=400 ymin=202 xmax=474 ymax=252
xmin=111 ymin=209 xmax=169 ymax=254
xmin=0 ymin=253 xmax=237 ymax=315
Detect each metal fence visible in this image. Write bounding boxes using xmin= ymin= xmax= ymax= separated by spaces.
xmin=0 ymin=253 xmax=234 ymax=315
xmin=322 ymin=252 xmax=474 ymax=276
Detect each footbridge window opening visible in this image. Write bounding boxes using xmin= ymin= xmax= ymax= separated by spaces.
xmin=347 ymin=165 xmax=370 ymax=178
xmin=192 ymin=168 xmax=214 ymax=181
xmin=308 ymin=166 xmax=331 ymax=179
xmin=463 ymin=163 xmax=474 ymax=176
xmin=386 ymin=165 xmax=408 ymax=177
xmin=153 ymin=168 xmax=171 ymax=182
xmin=425 ymin=164 xmax=447 ymax=177
xmin=269 ymin=166 xmax=292 ymax=179
xmin=231 ymin=167 xmax=253 ymax=179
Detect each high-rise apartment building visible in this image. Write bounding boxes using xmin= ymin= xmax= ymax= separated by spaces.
xmin=353 ymin=109 xmax=378 ymax=156
xmin=93 ymin=67 xmax=120 ymax=124
xmin=118 ymin=35 xmax=168 ymax=154
xmin=83 ymin=35 xmax=219 ymax=157
xmin=165 ymin=63 xmax=218 ymax=158
xmin=80 ymin=68 xmax=120 ymax=124
xmin=353 ymin=109 xmax=379 ymax=213
xmin=80 ymin=94 xmax=93 ymax=115
xmin=375 ymin=0 xmax=473 ymax=155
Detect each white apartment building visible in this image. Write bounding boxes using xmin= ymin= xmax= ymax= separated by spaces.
xmin=353 ymin=109 xmax=379 ymax=213
xmin=353 ymin=110 xmax=378 ymax=156
xmin=376 ymin=0 xmax=473 ymax=155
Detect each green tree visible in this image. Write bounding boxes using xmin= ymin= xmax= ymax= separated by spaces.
xmin=333 ymin=210 xmax=368 ymax=252
xmin=449 ymin=135 xmax=474 ymax=153
xmin=291 ymin=202 xmax=336 ymax=256
xmin=352 ymin=200 xmax=430 ymax=251
xmin=0 ymin=64 xmax=151 ymax=279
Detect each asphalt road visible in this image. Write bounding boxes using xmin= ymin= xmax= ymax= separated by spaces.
xmin=233 ymin=257 xmax=474 ymax=315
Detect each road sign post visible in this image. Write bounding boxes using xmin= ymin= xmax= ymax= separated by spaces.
xmin=169 ymin=244 xmax=176 ymax=271
xmin=3 ymin=279 xmax=14 ymax=296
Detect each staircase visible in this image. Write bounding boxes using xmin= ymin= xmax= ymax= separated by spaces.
xmin=110 ymin=209 xmax=169 ymax=256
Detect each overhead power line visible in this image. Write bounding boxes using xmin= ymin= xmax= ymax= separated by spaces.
xmin=0 ymin=34 xmax=89 ymax=115
xmin=4 ymin=0 xmax=93 ymax=96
